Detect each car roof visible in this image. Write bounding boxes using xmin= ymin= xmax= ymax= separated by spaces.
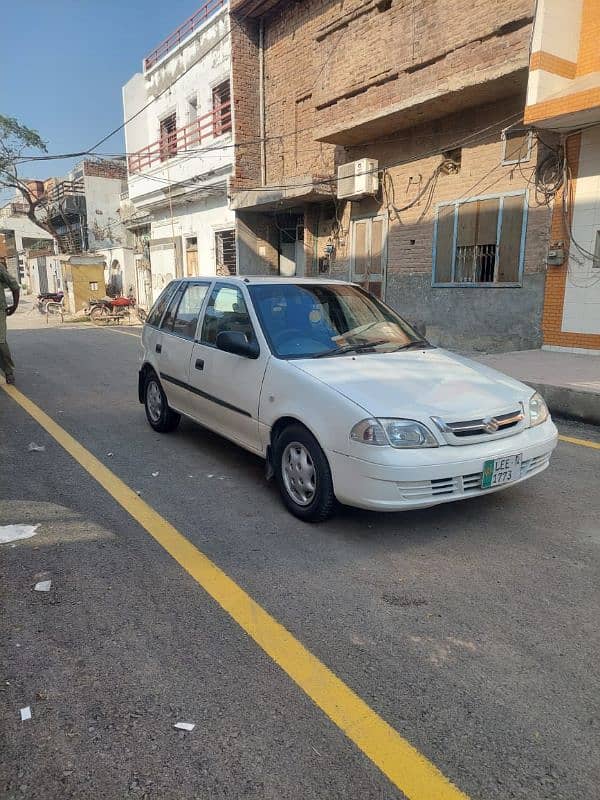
xmin=176 ymin=276 xmax=352 ymax=286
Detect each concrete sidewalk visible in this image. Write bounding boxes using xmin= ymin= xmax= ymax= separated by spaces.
xmin=475 ymin=349 xmax=600 ymax=425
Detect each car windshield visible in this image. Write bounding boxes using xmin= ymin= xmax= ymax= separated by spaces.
xmin=249 ymin=283 xmax=427 ymax=358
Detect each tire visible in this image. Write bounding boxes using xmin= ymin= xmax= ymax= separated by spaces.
xmin=273 ymin=423 xmax=336 ymax=522
xmin=136 ymin=307 xmax=147 ymax=323
xmin=90 ymin=306 xmax=108 ymax=325
xmin=144 ymin=372 xmax=180 ymax=433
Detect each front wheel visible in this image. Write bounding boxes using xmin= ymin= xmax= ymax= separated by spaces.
xmin=273 ymin=424 xmax=336 ymax=522
xmin=90 ymin=306 xmax=108 ymax=325
xmin=144 ymin=373 xmax=180 ymax=433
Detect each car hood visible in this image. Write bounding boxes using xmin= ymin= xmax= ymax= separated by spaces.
xmin=291 ymin=348 xmax=532 ymax=421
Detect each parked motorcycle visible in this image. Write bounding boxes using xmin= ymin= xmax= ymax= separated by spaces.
xmin=86 ymin=294 xmax=146 ymax=324
xmin=35 ymin=291 xmax=64 ymax=314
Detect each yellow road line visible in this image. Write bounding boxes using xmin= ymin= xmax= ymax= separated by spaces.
xmin=1 ymin=381 xmax=468 ymax=800
xmin=558 ymin=434 xmax=600 ymax=450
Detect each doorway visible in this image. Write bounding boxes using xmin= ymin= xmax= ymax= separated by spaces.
xmin=277 ymin=213 xmax=305 ymax=277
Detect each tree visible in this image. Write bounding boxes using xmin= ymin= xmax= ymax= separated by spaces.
xmin=0 ymin=114 xmax=59 ymax=239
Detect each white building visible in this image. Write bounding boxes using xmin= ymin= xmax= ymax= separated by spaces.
xmin=123 ymin=0 xmax=235 ymax=306
xmin=0 ymin=199 xmax=54 ymax=287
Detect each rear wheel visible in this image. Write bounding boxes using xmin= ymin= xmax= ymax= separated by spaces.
xmin=144 ymin=373 xmax=180 ymax=433
xmin=273 ymin=423 xmax=336 ymax=522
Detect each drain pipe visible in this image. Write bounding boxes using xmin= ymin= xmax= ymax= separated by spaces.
xmin=259 ymin=17 xmax=267 ymax=186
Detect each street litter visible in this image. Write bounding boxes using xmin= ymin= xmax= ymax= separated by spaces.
xmin=174 ymin=722 xmax=195 ymax=731
xmin=0 ymin=524 xmax=39 ymax=545
xmin=27 ymin=443 xmax=45 ymax=452
xmin=34 ymin=580 xmax=52 ymax=592
xmin=107 ymin=452 xmax=113 ymax=457
xmin=207 ymin=474 xmax=214 ymax=478
xmin=20 ymin=707 xmax=31 ymax=722
xmin=151 ymin=472 xmax=159 ymax=477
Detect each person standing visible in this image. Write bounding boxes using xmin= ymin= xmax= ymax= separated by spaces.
xmin=0 ymin=257 xmax=20 ymax=384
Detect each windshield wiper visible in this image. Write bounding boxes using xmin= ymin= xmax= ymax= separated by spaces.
xmin=392 ymin=339 xmax=432 ymax=351
xmin=313 ymin=339 xmax=391 ymax=358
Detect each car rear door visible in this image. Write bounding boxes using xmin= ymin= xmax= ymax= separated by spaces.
xmin=155 ymin=281 xmax=212 ymax=416
xmin=187 ymin=282 xmax=269 ymax=453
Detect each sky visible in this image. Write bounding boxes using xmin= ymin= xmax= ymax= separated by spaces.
xmin=2 ymin=0 xmax=203 ymax=182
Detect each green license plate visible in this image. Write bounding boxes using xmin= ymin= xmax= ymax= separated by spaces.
xmin=481 ymin=454 xmax=522 ymax=489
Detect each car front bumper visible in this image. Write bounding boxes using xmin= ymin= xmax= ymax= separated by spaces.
xmin=328 ymin=419 xmax=558 ymax=511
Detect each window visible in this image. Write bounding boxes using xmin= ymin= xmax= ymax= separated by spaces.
xmin=433 ymin=193 xmax=527 ymax=285
xmin=160 ymin=285 xmax=185 ymax=331
xmin=215 ymin=229 xmax=237 ymax=276
xmin=212 ymin=81 xmax=231 ymax=137
xmin=170 ymin=283 xmax=210 ymax=339
xmin=89 ymin=281 xmax=99 ymax=291
xmin=502 ymin=130 xmax=532 ymax=164
xmin=160 ymin=112 xmax=177 ymax=160
xmin=146 ymin=282 xmax=177 ymax=327
xmin=200 ymin=284 xmax=256 ymax=347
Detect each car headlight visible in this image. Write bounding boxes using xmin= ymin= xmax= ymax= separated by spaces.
xmin=350 ymin=418 xmax=438 ymax=448
xmin=528 ymin=392 xmax=549 ymax=427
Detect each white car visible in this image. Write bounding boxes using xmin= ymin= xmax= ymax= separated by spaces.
xmin=139 ymin=277 xmax=558 ymax=521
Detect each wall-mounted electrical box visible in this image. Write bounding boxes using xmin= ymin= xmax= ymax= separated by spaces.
xmin=547 ymin=247 xmax=565 ymax=266
xmin=337 ymin=158 xmax=379 ymax=200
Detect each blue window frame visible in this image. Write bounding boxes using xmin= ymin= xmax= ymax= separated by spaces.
xmin=432 ymin=190 xmax=528 ymax=287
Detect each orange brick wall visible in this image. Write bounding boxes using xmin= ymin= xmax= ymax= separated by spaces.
xmin=541 ymin=133 xmax=600 ymax=349
xmin=576 ymin=0 xmax=600 ymax=76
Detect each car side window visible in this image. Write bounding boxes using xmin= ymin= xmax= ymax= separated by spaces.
xmin=160 ymin=286 xmax=184 ymax=332
xmin=146 ymin=283 xmax=177 ymax=327
xmin=200 ymin=284 xmax=256 ymax=347
xmin=171 ymin=283 xmax=210 ymax=340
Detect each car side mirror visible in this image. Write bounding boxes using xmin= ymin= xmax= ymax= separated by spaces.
xmin=412 ymin=320 xmax=427 ymax=338
xmin=216 ymin=330 xmax=260 ymax=359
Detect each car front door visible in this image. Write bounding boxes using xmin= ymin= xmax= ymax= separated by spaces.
xmin=155 ymin=281 xmax=211 ymax=416
xmin=188 ymin=282 xmax=269 ymax=453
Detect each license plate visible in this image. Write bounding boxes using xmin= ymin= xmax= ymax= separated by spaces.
xmin=481 ymin=454 xmax=522 ymax=489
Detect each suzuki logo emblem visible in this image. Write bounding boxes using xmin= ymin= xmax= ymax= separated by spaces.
xmin=483 ymin=416 xmax=500 ymax=434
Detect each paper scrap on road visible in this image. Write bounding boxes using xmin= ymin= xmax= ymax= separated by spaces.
xmin=151 ymin=472 xmax=159 ymax=477
xmin=107 ymin=452 xmax=113 ymax=457
xmin=0 ymin=524 xmax=39 ymax=545
xmin=34 ymin=580 xmax=52 ymax=592
xmin=27 ymin=442 xmax=45 ymax=452
xmin=174 ymin=722 xmax=195 ymax=731
xmin=20 ymin=706 xmax=32 ymax=722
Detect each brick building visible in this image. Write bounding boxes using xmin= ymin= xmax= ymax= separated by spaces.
xmin=525 ymin=0 xmax=600 ymax=352
xmin=229 ymin=0 xmax=557 ymax=351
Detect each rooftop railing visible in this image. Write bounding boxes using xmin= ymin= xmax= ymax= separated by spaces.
xmin=144 ymin=0 xmax=226 ymax=70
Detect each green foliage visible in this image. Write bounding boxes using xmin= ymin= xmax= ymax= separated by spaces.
xmin=0 ymin=114 xmax=47 ymax=173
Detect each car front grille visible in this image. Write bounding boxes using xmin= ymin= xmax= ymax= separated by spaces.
xmin=431 ymin=408 xmax=526 ymax=445
xmin=395 ymin=451 xmax=552 ymax=502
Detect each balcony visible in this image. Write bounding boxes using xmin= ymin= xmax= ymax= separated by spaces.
xmin=48 ymin=179 xmax=84 ymax=203
xmin=128 ymin=101 xmax=232 ymax=174
xmin=144 ymin=0 xmax=226 ymax=70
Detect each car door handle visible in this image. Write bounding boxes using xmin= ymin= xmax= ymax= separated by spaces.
xmin=195 ymin=358 xmax=204 ymax=371
xmin=156 ymin=343 xmax=162 ymax=353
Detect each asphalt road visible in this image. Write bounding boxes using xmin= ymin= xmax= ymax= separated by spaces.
xmin=1 ymin=323 xmax=599 ymax=800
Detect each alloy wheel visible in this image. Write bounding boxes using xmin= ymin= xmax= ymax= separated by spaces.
xmin=282 ymin=441 xmax=317 ymax=506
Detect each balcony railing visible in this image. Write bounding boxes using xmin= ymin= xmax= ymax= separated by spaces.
xmin=144 ymin=0 xmax=226 ymax=70
xmin=48 ymin=179 xmax=85 ymax=202
xmin=128 ymin=101 xmax=232 ymax=174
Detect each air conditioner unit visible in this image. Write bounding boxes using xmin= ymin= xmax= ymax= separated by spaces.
xmin=336 ymin=159 xmax=379 ymax=200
